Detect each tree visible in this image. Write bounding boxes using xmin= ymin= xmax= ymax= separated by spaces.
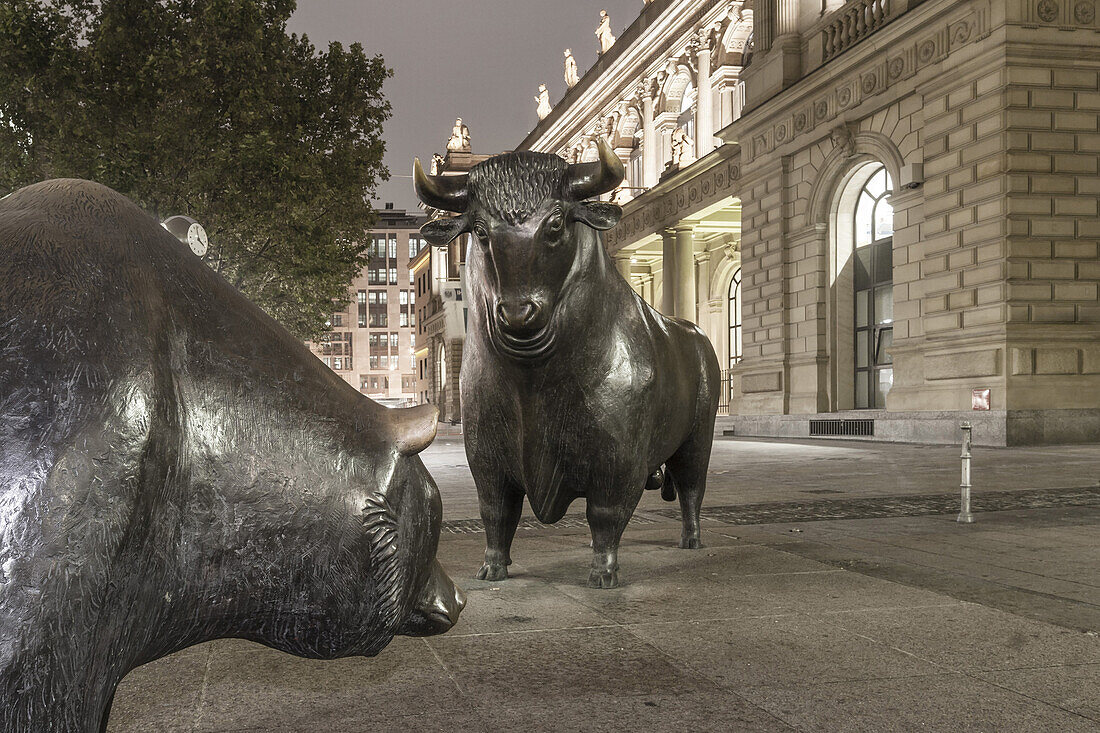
xmin=0 ymin=0 xmax=391 ymax=338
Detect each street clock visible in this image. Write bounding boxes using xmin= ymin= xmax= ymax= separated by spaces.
xmin=162 ymin=215 xmax=209 ymax=258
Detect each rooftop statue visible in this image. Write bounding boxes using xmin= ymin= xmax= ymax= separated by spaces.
xmin=413 ymin=139 xmax=721 ymax=589
xmin=0 ymin=178 xmax=464 ymax=731
xmin=564 ymin=49 xmax=580 ymax=88
xmin=535 ymin=84 xmax=552 ymax=120
xmin=596 ymin=10 xmax=616 ymax=54
xmin=447 ymin=117 xmax=471 ymax=152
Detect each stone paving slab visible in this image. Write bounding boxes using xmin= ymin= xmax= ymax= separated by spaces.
xmin=105 ymin=435 xmax=1100 ymax=731
xmin=741 ymin=673 xmax=1100 ymax=733
xmin=108 ymin=515 xmax=1100 ymax=731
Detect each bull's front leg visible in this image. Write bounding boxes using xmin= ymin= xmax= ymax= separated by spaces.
xmin=476 ymin=486 xmax=524 ymax=581
xmin=585 ymin=500 xmax=631 ymax=589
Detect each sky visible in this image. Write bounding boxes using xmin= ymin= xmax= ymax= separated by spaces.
xmin=288 ymin=0 xmax=641 ymax=213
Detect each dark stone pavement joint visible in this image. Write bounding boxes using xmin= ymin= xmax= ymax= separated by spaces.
xmin=442 ymin=486 xmax=1100 ymax=533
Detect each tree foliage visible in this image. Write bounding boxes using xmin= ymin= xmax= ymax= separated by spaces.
xmin=0 ymin=0 xmax=391 ymax=337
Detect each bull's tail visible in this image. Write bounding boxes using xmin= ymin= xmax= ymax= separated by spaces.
xmin=644 ymin=465 xmax=677 ymax=502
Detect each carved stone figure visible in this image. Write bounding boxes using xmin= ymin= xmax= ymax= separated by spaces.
xmin=671 ymin=126 xmax=695 ymax=167
xmin=413 ymin=139 xmax=720 ymax=589
xmin=830 ymin=123 xmax=855 ymax=156
xmin=596 ymin=10 xmax=616 ymax=54
xmin=0 ymin=179 xmax=465 ymax=732
xmin=535 ymin=84 xmax=552 ymax=120
xmin=447 ymin=117 xmax=471 ymax=152
xmin=431 ymin=152 xmax=446 ymax=175
xmin=564 ymin=49 xmax=580 ymax=88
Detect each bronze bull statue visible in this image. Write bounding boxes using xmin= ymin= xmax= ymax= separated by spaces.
xmin=0 ymin=179 xmax=464 ymax=732
xmin=414 ymin=139 xmax=720 ymax=588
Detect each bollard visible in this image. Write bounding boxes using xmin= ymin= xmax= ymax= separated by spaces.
xmin=957 ymin=421 xmax=974 ymax=523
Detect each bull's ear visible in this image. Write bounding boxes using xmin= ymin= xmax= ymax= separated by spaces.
xmin=392 ymin=403 xmax=439 ymax=456
xmin=421 ymin=216 xmax=467 ymax=247
xmin=573 ymin=201 xmax=622 ymax=231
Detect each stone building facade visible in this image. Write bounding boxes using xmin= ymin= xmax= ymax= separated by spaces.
xmin=411 ymin=149 xmax=491 ymax=423
xmin=307 ymin=205 xmax=422 ymax=407
xmin=518 ymin=0 xmax=1100 ymax=444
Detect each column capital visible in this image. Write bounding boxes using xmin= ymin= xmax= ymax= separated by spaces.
xmin=673 ymin=222 xmax=697 ymax=235
xmin=691 ymin=26 xmax=716 ymax=55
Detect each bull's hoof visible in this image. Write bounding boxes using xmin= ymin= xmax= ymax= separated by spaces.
xmin=475 ymin=563 xmax=508 ymax=581
xmin=679 ymin=535 xmax=702 ymax=549
xmin=586 ymin=568 xmax=619 ymax=589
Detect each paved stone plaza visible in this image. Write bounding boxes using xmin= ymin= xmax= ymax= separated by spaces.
xmin=108 ymin=436 xmax=1100 ymax=732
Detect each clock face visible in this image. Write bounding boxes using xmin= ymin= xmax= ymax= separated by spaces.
xmin=186 ymin=222 xmax=208 ymax=257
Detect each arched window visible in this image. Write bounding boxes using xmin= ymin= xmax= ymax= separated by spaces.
xmin=852 ymin=166 xmax=894 ymax=408
xmin=728 ymin=268 xmax=742 ymax=368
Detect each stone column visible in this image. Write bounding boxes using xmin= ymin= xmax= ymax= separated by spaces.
xmin=613 ymin=253 xmax=633 ymax=284
xmin=661 ymin=228 xmax=677 ymax=316
xmin=695 ymin=250 xmax=712 ymax=325
xmin=640 ymin=273 xmax=654 ymax=306
xmin=777 ymin=0 xmax=799 ymax=36
xmin=674 ymin=224 xmax=697 ymax=322
xmin=640 ymin=84 xmax=657 ymax=188
xmin=693 ymin=32 xmax=714 ymax=157
xmin=756 ymin=0 xmax=775 ymax=52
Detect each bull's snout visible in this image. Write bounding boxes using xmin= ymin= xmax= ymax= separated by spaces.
xmin=495 ymin=299 xmax=543 ymax=336
xmin=402 ymin=560 xmax=465 ymax=636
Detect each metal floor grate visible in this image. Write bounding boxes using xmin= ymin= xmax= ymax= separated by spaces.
xmin=441 ymin=514 xmax=659 ymax=535
xmin=809 ymin=418 xmax=875 ymax=437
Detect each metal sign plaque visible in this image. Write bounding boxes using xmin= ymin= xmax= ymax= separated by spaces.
xmin=972 ymin=388 xmax=991 ymax=411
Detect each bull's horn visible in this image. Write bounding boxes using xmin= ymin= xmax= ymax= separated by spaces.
xmin=392 ymin=403 xmax=439 ymax=456
xmin=413 ymin=157 xmax=469 ymax=213
xmin=565 ymin=137 xmax=625 ymax=201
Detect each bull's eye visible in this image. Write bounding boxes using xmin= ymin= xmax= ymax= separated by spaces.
xmin=472 ymin=223 xmax=489 ymax=245
xmin=544 ymin=211 xmax=564 ymax=238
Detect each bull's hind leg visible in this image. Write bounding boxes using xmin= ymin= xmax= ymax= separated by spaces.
xmin=476 ymin=485 xmax=524 ymax=581
xmin=665 ymin=425 xmax=716 ymax=549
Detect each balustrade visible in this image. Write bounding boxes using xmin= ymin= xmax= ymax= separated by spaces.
xmin=821 ymin=0 xmax=891 ymax=62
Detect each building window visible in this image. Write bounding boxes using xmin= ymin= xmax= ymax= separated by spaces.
xmin=389 ymin=267 xmax=398 ymax=285
xmin=389 ymin=332 xmax=399 ymax=349
xmin=852 ymin=166 xmax=894 ymax=409
xmin=357 ymin=290 xmax=367 ymax=328
xmin=728 ymin=268 xmax=742 ymax=368
xmin=409 ymin=237 xmax=423 ymax=258
xmin=388 ymin=234 xmax=397 ymax=260
xmin=399 ymin=290 xmax=408 ymax=306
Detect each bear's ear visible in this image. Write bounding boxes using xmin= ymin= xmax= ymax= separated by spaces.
xmin=572 ymin=201 xmax=622 ymax=231
xmin=392 ymin=403 xmax=438 ymax=456
xmin=421 ymin=216 xmax=468 ymax=247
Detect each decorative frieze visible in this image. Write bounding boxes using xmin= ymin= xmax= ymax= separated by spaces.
xmin=741 ymin=3 xmax=990 ymax=165
xmin=607 ymin=153 xmax=742 ymax=250
xmin=1027 ymin=0 xmax=1100 ymax=26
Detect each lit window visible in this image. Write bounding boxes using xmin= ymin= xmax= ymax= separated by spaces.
xmin=728 ymin=268 xmax=742 ymax=368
